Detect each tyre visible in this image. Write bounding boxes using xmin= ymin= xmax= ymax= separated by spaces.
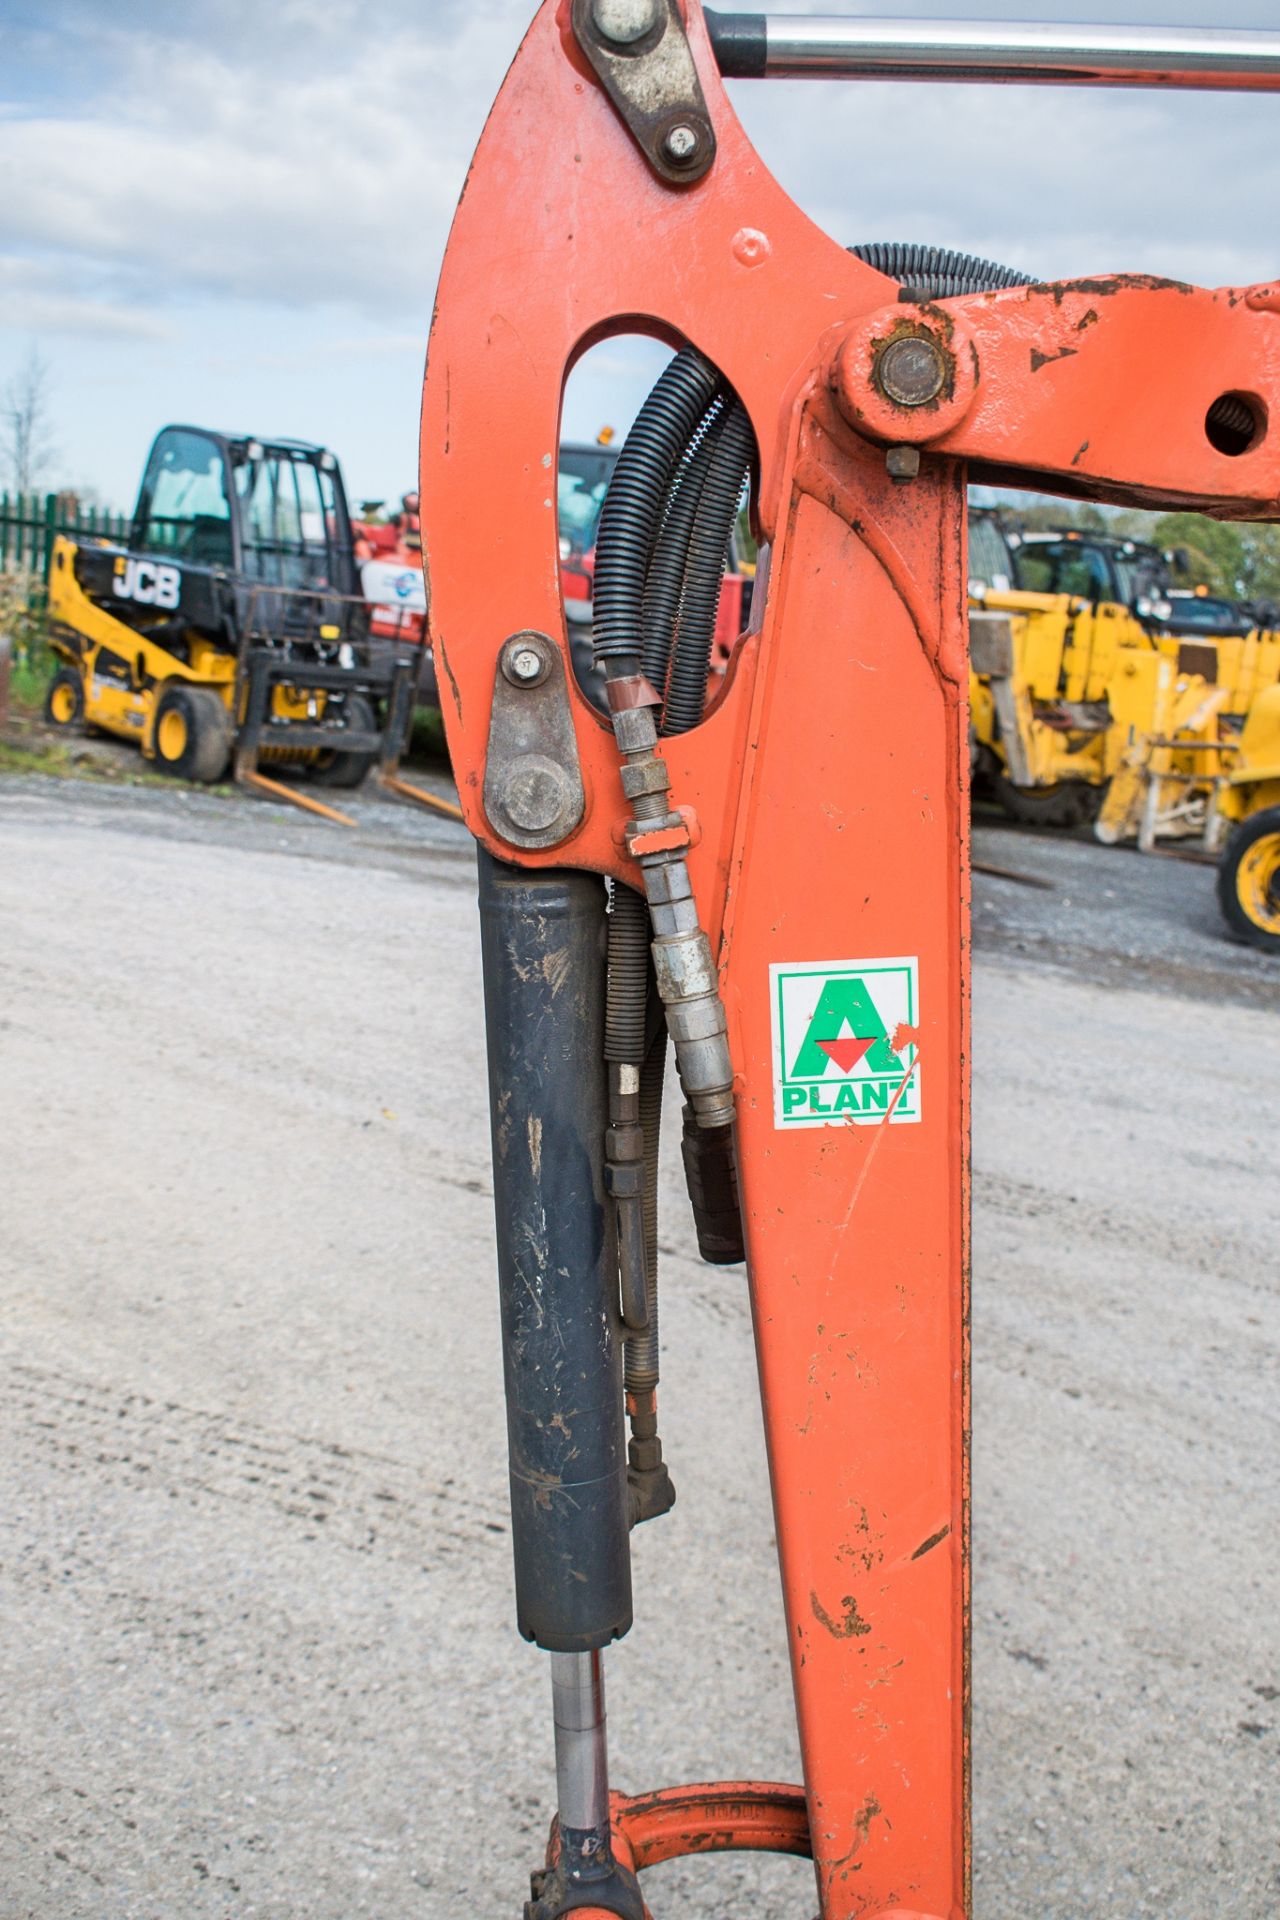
xmin=994 ymin=774 xmax=1101 ymax=830
xmin=152 ymin=686 xmax=233 ymax=783
xmin=1217 ymin=805 xmax=1280 ymax=954
xmin=44 ymin=667 xmax=84 ymax=730
xmin=311 ymin=693 xmax=378 ymax=789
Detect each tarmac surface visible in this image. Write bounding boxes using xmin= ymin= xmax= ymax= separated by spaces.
xmin=0 ymin=771 xmax=1276 ymax=1919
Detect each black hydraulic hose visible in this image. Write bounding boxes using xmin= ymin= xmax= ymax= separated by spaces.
xmin=624 ymin=1021 xmax=666 ymax=1396
xmin=662 ymin=400 xmax=755 ymax=737
xmin=593 ymin=347 xmax=721 ymax=674
xmin=642 ymin=396 xmax=728 ymax=694
xmin=849 ymin=241 xmax=1034 ymax=301
xmin=604 ymin=881 xmax=651 ymax=1064
xmin=596 ymin=348 xmax=756 ymax=1510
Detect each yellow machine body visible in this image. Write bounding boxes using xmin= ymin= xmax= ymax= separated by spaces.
xmin=47 ymin=537 xmax=236 ymax=758
xmin=969 ymin=588 xmax=1154 ymax=812
xmin=971 ymin=566 xmax=1280 ymax=850
xmin=46 ymin=534 xmax=331 ymax=765
xmin=1219 ymin=682 xmax=1280 ymax=822
xmin=1212 ymin=684 xmax=1280 ymax=948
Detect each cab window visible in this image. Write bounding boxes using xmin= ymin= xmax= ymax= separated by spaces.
xmin=234 ymin=449 xmax=339 ymax=590
xmin=1017 ymin=541 xmax=1112 ymax=602
xmin=558 ymin=446 xmax=619 ymax=555
xmin=135 ymin=429 xmax=233 ymax=566
xmin=968 ymin=517 xmax=1013 ymax=592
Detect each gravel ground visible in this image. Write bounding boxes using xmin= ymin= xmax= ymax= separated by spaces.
xmin=0 ymin=772 xmax=1275 ymax=1920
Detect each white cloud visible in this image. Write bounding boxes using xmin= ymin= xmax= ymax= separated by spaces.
xmin=4 ymin=0 xmax=1280 ymax=502
xmin=0 ymin=256 xmax=171 ymax=340
xmin=0 ymin=3 xmax=533 ymax=322
xmin=6 ymin=1 xmax=1280 ymax=330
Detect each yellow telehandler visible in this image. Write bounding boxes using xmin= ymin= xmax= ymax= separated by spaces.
xmin=44 ymin=424 xmax=419 ymax=802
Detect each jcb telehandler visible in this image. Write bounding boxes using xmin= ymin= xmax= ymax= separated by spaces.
xmin=421 ymin=5 xmax=1280 ymax=1917
xmin=43 ymin=424 xmax=419 ymax=800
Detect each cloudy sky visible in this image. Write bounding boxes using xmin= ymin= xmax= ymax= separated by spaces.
xmin=4 ymin=0 xmax=1280 ymax=510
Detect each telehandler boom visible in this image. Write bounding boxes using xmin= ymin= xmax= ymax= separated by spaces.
xmin=420 ymin=8 xmax=1280 ymax=1915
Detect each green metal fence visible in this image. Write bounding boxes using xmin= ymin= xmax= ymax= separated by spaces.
xmin=0 ymin=492 xmax=129 ymax=584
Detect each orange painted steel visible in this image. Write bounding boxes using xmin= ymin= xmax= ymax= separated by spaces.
xmin=540 ymin=1784 xmax=813 ymax=1919
xmin=420 ymin=4 xmax=1280 ymax=1915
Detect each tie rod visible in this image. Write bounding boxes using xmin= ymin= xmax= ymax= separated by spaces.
xmin=704 ymin=10 xmax=1280 ymax=90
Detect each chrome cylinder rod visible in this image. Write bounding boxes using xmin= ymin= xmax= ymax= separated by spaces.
xmin=705 ymin=11 xmax=1280 ymax=90
xmin=550 ymin=1649 xmax=611 ymax=1846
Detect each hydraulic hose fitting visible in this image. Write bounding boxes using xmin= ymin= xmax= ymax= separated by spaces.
xmin=625 ymin=1385 xmax=675 ymax=1525
xmin=606 ymin=678 xmax=735 ymax=1132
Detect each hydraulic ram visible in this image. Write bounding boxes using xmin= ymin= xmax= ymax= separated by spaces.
xmin=704 ymin=11 xmax=1280 ymax=90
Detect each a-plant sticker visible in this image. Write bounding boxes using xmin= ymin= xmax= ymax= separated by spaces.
xmin=770 ymin=957 xmax=920 ymax=1129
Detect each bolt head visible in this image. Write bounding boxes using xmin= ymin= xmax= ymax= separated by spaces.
xmin=501 ymin=635 xmax=550 ymax=686
xmin=663 ymin=122 xmax=700 ymax=164
xmin=592 ymin=0 xmax=659 ymax=46
xmin=502 ymin=756 xmax=571 ymax=834
xmin=885 ymin=445 xmax=921 ymax=484
xmin=876 ymin=334 xmax=948 ymax=409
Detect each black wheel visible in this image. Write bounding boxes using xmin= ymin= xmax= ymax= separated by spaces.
xmin=994 ymin=775 xmax=1101 ymax=829
xmin=311 ymin=694 xmax=378 ymax=789
xmin=44 ymin=667 xmax=84 ymax=730
xmin=152 ymin=686 xmax=233 ymax=783
xmin=1217 ymin=805 xmax=1280 ymax=954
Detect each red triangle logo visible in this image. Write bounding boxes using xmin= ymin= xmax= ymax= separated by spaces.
xmin=816 ymin=1036 xmax=875 ymax=1073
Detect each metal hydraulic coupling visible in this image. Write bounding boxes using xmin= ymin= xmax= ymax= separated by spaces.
xmin=606 ymin=677 xmax=735 ymax=1133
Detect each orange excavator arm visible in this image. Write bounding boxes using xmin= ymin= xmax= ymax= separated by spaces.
xmin=420 ymin=8 xmax=1280 ymax=1915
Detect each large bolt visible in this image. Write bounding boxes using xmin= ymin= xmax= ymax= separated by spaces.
xmin=875 ymin=334 xmax=948 ymax=409
xmin=510 ymin=646 xmax=543 ymax=682
xmin=592 ymin=0 xmax=660 ymax=46
xmin=663 ymin=123 xmax=700 ymax=165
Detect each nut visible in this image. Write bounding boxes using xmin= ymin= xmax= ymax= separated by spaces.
xmin=591 ymin=0 xmax=659 ymax=46
xmin=886 ymin=446 xmax=921 ymax=484
xmin=875 ymin=334 xmax=948 ymax=408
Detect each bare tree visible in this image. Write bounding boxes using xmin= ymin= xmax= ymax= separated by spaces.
xmin=3 ymin=345 xmax=58 ymax=495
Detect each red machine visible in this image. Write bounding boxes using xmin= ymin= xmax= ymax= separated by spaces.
xmin=354 ymin=492 xmax=428 ymax=645
xmin=421 ymin=6 xmax=1280 ymax=1916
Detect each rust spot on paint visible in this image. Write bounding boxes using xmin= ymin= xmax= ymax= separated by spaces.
xmin=911 ymin=1525 xmax=951 ymax=1560
xmin=811 ymin=1589 xmax=872 ymax=1640
xmin=828 ymin=1794 xmax=884 ymax=1879
xmin=1035 ymin=273 xmax=1194 ymax=304
xmin=1030 ymin=344 xmax=1078 ymax=373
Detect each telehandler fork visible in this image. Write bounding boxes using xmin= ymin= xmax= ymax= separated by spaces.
xmin=420 ymin=9 xmax=1280 ymax=1915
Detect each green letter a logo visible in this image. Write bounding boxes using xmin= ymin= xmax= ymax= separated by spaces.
xmin=790 ymin=975 xmax=900 ymax=1078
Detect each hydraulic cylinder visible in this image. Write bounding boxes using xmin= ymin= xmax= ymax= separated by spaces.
xmin=477 ymin=850 xmax=632 ymax=1652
